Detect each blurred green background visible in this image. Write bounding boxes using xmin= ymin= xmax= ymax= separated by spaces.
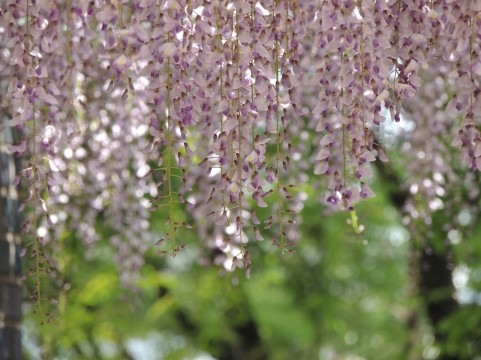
xmin=23 ymin=168 xmax=474 ymax=360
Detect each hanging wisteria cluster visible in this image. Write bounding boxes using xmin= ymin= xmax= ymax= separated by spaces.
xmin=1 ymin=0 xmax=481 ymax=288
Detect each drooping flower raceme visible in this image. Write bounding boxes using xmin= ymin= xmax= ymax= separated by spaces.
xmin=1 ymin=0 xmax=481 ymax=286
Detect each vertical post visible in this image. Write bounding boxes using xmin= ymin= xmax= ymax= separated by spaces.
xmin=0 ymin=113 xmax=22 ymax=359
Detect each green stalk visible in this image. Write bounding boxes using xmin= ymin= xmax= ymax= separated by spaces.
xmin=274 ymin=4 xmax=285 ymax=251
xmin=166 ymin=34 xmax=175 ymax=252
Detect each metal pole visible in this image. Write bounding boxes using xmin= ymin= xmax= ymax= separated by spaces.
xmin=0 ymin=112 xmax=22 ymax=359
